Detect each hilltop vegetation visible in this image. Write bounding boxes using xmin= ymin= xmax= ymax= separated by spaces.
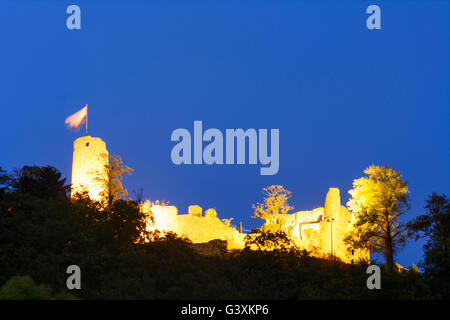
xmin=0 ymin=166 xmax=448 ymax=299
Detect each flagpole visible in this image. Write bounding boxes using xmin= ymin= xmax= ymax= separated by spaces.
xmin=86 ymin=104 xmax=88 ymax=136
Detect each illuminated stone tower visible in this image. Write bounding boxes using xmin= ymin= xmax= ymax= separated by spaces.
xmin=71 ymin=136 xmax=109 ymax=201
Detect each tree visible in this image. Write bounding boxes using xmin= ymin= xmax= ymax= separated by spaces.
xmin=98 ymin=154 xmax=133 ymax=205
xmin=244 ymin=229 xmax=296 ymax=252
xmin=252 ymin=185 xmax=293 ymax=232
xmin=104 ymin=199 xmax=151 ymax=244
xmin=345 ymin=165 xmax=410 ymax=270
xmin=10 ymin=166 xmax=69 ymax=199
xmin=133 ymin=187 xmax=146 ymax=204
xmin=407 ymin=193 xmax=450 ymax=298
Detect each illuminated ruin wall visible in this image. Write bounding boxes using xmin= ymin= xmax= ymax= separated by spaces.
xmin=71 ymin=136 xmax=109 ymax=202
xmin=143 ymin=188 xmax=370 ymax=263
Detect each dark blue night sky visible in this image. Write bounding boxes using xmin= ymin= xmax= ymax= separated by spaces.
xmin=1 ymin=0 xmax=448 ymax=267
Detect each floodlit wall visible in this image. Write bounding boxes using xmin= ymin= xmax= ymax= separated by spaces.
xmin=144 ymin=204 xmax=245 ymax=249
xmin=141 ymin=193 xmax=369 ymax=262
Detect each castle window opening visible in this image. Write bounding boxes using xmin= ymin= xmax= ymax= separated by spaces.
xmin=86 ymin=143 xmax=89 ymax=147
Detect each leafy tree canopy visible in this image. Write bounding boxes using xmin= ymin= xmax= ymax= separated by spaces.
xmin=10 ymin=166 xmax=69 ymax=199
xmin=252 ymin=185 xmax=293 ymax=231
xmin=244 ymin=229 xmax=296 ymax=252
xmin=345 ymin=165 xmax=410 ymax=269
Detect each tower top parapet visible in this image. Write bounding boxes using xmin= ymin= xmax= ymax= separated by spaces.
xmin=73 ymin=136 xmax=107 ymax=149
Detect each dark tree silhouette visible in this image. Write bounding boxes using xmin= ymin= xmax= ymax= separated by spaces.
xmin=10 ymin=166 xmax=69 ymax=198
xmin=408 ymin=193 xmax=450 ymax=298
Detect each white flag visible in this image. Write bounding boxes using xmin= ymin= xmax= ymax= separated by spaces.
xmin=65 ymin=105 xmax=87 ymax=131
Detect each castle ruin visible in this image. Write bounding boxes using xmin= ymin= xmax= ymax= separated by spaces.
xmin=71 ymin=136 xmax=369 ymax=263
